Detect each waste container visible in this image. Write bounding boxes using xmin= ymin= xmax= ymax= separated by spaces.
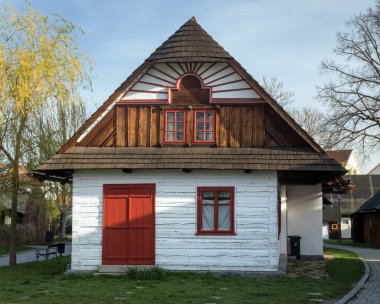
xmin=288 ymin=235 xmax=301 ymax=260
xmin=57 ymin=243 xmax=66 ymax=257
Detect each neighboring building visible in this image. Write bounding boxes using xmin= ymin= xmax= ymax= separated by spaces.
xmin=368 ymin=163 xmax=380 ymax=175
xmin=34 ymin=18 xmax=345 ymax=273
xmin=327 ymin=150 xmax=361 ymax=175
xmin=323 ymin=175 xmax=380 ymax=239
xmin=352 ymin=191 xmax=380 ymax=246
xmin=0 ymin=164 xmax=29 ymax=225
xmin=323 ymin=149 xmax=361 ymax=239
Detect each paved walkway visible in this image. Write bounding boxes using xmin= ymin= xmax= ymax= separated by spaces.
xmin=325 ymin=244 xmax=380 ymax=304
xmin=0 ymin=244 xmax=71 ymax=267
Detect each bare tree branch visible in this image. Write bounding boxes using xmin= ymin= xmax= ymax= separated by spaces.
xmin=317 ymin=2 xmax=380 ymax=156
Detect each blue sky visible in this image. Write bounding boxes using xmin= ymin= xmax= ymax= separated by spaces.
xmin=13 ymin=0 xmax=378 ymax=172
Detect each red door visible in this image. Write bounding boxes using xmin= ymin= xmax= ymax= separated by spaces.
xmin=102 ymin=184 xmax=155 ymax=265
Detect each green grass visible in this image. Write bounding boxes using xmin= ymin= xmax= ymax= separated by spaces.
xmin=54 ymin=235 xmax=72 ymax=243
xmin=324 ymin=239 xmax=380 ymax=249
xmin=0 ymin=248 xmax=364 ymax=304
xmin=0 ymin=246 xmax=35 ymax=255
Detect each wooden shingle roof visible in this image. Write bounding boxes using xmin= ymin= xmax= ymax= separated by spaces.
xmin=147 ymin=17 xmax=232 ymax=62
xmin=33 ymin=17 xmax=347 ymax=183
xmin=36 ymin=146 xmax=345 ymax=173
xmin=355 ymin=191 xmax=380 ymax=213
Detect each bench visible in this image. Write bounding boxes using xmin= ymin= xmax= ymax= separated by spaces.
xmin=35 ymin=231 xmax=66 ymax=260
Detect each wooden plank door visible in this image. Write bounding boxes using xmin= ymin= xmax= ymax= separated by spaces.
xmin=102 ymin=184 xmax=155 ymax=265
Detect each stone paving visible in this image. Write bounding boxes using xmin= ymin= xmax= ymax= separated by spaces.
xmin=0 ymin=244 xmax=71 ymax=267
xmin=325 ymin=244 xmax=380 ymax=304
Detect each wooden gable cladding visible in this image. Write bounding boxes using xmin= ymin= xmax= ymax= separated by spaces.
xmin=79 ymin=107 xmax=116 ymax=147
xmin=77 ymin=104 xmax=309 ymax=148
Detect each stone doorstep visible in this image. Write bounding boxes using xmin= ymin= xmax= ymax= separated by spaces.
xmin=98 ymin=265 xmax=156 ymax=274
xmin=94 ymin=264 xmax=286 ymax=277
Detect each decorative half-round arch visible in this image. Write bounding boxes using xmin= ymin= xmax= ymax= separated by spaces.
xmin=169 ymin=74 xmax=211 ymax=104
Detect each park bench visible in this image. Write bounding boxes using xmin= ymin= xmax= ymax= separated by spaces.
xmin=35 ymin=231 xmax=65 ymax=260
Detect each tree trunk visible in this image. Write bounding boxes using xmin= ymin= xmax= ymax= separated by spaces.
xmin=60 ymin=209 xmax=68 ymax=239
xmin=9 ymin=164 xmax=18 ymax=266
xmin=9 ymin=116 xmax=26 ymax=266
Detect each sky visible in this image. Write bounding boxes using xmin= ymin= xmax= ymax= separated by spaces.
xmin=11 ymin=0 xmax=379 ymax=173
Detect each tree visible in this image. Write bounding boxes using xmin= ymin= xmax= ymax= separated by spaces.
xmin=288 ymin=106 xmax=338 ymax=149
xmin=25 ymin=99 xmax=88 ymax=238
xmin=318 ymin=2 xmax=380 ymax=155
xmin=0 ymin=3 xmax=90 ymax=265
xmin=261 ymin=76 xmax=295 ymax=107
xmin=261 ymin=76 xmax=334 ymax=148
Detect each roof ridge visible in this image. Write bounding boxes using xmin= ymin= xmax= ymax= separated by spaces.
xmin=147 ymin=18 xmax=232 ymax=62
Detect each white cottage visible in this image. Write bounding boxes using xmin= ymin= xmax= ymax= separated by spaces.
xmin=35 ymin=17 xmax=345 ymax=273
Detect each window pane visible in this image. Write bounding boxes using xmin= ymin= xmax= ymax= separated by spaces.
xmin=167 ymin=122 xmax=174 ymax=131
xmin=206 ymin=112 xmax=213 ymax=122
xmin=176 ymin=112 xmax=184 ymax=121
xmin=196 ymin=122 xmax=204 ymax=131
xmin=218 ymin=205 xmax=230 ymax=230
xmin=218 ymin=191 xmax=231 ymax=204
xmin=196 ymin=112 xmax=204 ymax=121
xmin=167 ymin=112 xmax=175 ymax=122
xmin=205 ymin=132 xmax=213 ymax=141
xmin=202 ymin=191 xmax=214 ymax=202
xmin=196 ymin=132 xmax=204 ymax=141
xmin=166 ymin=132 xmax=174 ymax=141
xmin=176 ymin=132 xmax=184 ymax=141
xmin=205 ymin=122 xmax=213 ymax=131
xmin=202 ymin=205 xmax=214 ymax=230
xmin=176 ymin=123 xmax=183 ymax=131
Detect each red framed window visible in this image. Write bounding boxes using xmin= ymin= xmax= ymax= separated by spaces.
xmin=194 ymin=110 xmax=215 ymax=143
xmin=164 ymin=110 xmax=185 ymax=143
xmin=197 ymin=187 xmax=235 ymax=235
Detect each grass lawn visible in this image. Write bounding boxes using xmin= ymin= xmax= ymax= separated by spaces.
xmin=324 ymin=239 xmax=380 ymax=249
xmin=54 ymin=235 xmax=72 ymax=243
xmin=0 ymin=246 xmax=35 ymax=256
xmin=0 ymin=248 xmax=363 ymax=304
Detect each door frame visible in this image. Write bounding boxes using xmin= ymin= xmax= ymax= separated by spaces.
xmin=102 ymin=184 xmax=156 ymax=265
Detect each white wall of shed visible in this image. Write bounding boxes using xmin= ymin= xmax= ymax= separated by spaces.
xmin=341 ymin=217 xmax=352 ymax=239
xmin=71 ymin=169 xmax=280 ymax=272
xmin=286 ymin=184 xmax=323 ymax=257
xmin=280 ymin=185 xmax=288 ymax=255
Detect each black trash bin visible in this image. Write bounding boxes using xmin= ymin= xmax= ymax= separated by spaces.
xmin=56 ymin=243 xmax=66 ymax=257
xmin=288 ymin=235 xmax=301 ymax=260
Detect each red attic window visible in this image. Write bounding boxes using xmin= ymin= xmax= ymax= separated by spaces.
xmin=193 ymin=110 xmax=215 ymax=143
xmin=197 ymin=187 xmax=235 ymax=235
xmin=164 ymin=110 xmax=185 ymax=143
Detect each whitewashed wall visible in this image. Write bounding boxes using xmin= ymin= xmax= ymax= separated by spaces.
xmin=71 ymin=169 xmax=279 ymax=272
xmin=287 ymin=184 xmax=323 ymax=257
xmin=279 ymin=185 xmax=288 ymax=255
xmin=121 ymin=62 xmax=261 ymax=103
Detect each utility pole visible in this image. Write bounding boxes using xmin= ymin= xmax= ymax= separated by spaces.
xmin=338 ymin=194 xmax=342 ymax=241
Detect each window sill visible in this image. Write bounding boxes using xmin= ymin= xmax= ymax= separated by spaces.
xmin=195 ymin=232 xmax=236 ymax=236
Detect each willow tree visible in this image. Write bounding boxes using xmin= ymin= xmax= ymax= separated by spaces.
xmin=0 ymin=4 xmax=90 ymax=265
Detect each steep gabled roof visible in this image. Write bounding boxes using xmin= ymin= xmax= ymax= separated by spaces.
xmin=368 ymin=163 xmax=380 ymax=175
xmin=34 ymin=17 xmax=346 ymax=181
xmin=327 ymin=150 xmax=353 ymax=165
xmin=356 ymin=191 xmax=380 ymax=213
xmin=57 ymin=17 xmax=324 ymax=155
xmin=147 ymin=17 xmax=232 ymax=62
